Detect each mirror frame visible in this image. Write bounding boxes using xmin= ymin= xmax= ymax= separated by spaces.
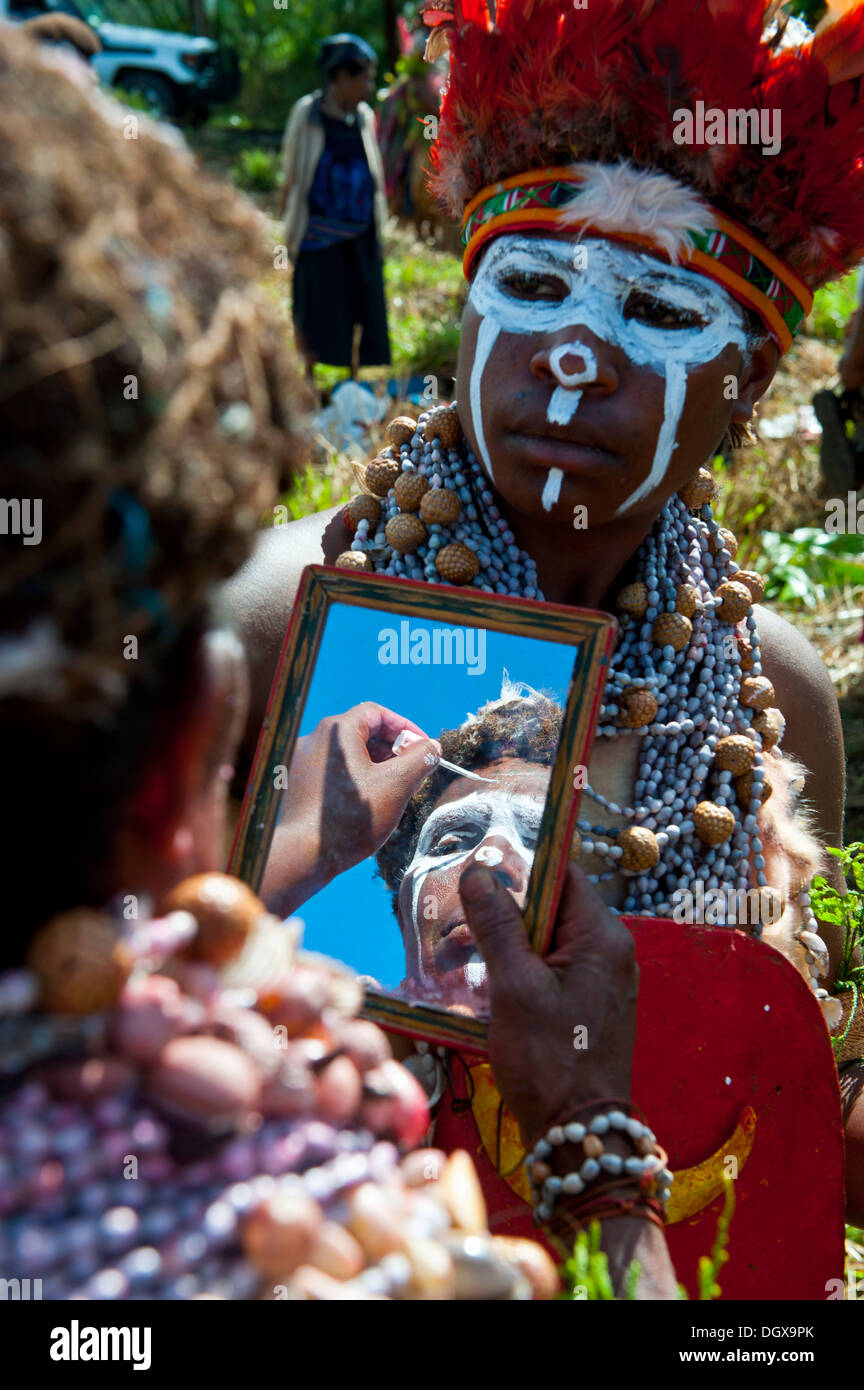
xmin=229 ymin=565 xmax=617 ymax=1051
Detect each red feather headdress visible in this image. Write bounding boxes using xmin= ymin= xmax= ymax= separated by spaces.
xmin=419 ymin=0 xmax=864 ymax=312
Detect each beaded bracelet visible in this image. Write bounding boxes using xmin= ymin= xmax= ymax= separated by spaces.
xmin=525 ymin=1108 xmax=674 ymax=1224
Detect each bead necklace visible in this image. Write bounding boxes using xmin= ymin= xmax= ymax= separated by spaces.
xmin=336 ymin=405 xmax=831 ymax=1019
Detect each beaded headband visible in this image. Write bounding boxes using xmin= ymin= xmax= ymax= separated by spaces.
xmin=461 ymin=168 xmax=814 ymax=354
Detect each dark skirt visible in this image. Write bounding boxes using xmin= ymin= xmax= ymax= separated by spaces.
xmin=292 ymin=223 xmax=391 ymax=368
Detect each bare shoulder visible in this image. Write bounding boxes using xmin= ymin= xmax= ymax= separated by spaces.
xmin=223 ymin=505 xmax=350 ymax=765
xmin=753 ymin=603 xmax=845 ymax=847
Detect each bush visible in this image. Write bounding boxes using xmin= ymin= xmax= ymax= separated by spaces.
xmin=232 ymin=148 xmax=279 ymax=193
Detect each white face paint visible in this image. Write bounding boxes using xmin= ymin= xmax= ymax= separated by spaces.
xmin=403 ymin=789 xmax=543 ymax=991
xmin=467 ymin=234 xmax=748 ymax=515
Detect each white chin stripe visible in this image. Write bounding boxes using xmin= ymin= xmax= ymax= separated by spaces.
xmin=541 ymin=468 xmax=564 ymax=511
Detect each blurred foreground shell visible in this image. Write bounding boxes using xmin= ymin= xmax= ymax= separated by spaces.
xmin=163 ymin=873 xmax=263 ymax=966
xmin=26 ymin=909 xmax=132 ymax=1014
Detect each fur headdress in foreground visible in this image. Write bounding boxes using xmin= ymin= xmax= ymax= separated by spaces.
xmin=419 ymin=0 xmax=864 ymax=311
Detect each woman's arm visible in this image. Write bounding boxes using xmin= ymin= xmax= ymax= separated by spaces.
xmin=459 ymin=862 xmax=679 ymax=1299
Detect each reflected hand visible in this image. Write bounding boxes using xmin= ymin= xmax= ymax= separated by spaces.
xmin=459 ymin=862 xmax=638 ymax=1149
xmin=261 ymin=703 xmax=441 ymax=916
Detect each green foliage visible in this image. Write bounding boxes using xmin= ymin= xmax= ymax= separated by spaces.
xmin=559 ymin=1221 xmax=632 ymax=1300
xmin=558 ymin=1183 xmax=734 ymax=1301
xmin=109 ymin=85 xmax=153 ymax=113
xmin=273 ymin=464 xmax=351 ymax=524
xmin=810 ymin=845 xmax=864 ymax=1040
xmin=809 ymin=273 xmax=860 ymax=343
xmin=93 ymin=0 xmax=393 ymax=125
xmin=758 ymin=528 xmax=864 ymax=609
xmin=232 ymin=147 xmax=279 ymax=192
xmin=696 ymin=1178 xmax=734 ymax=1301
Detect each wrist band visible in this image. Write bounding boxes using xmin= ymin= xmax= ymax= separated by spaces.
xmin=525 ymin=1106 xmax=673 ymax=1224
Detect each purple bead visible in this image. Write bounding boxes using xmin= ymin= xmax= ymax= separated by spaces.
xmin=93 ymin=1097 xmax=131 ymax=1128
xmin=224 ymin=1182 xmax=256 ymax=1215
xmin=13 ymin=1082 xmax=49 ymax=1114
xmin=99 ymin=1205 xmax=139 ymax=1251
xmin=139 ymin=1205 xmax=178 ymax=1243
xmin=59 ymin=1217 xmax=98 ymax=1258
xmin=302 ymin=1167 xmax=334 ymax=1203
xmin=78 ymin=1180 xmax=113 ymax=1215
xmin=301 ymin=1122 xmax=338 ymax=1168
xmin=162 ymin=1231 xmax=207 ymax=1276
xmin=101 ymin=1128 xmax=134 ymax=1165
xmin=367 ymin=1142 xmax=399 ymax=1182
xmin=130 ymin=1116 xmax=169 ymax=1154
xmin=117 ymin=1246 xmax=163 ymax=1286
xmin=218 ymin=1138 xmax=258 ymax=1182
xmin=54 ymin=1123 xmax=94 ymax=1158
xmin=85 ymin=1267 xmax=130 ymax=1300
xmin=14 ymin=1123 xmax=50 ymax=1160
xmin=15 ymin=1223 xmax=61 ymax=1272
xmin=201 ymin=1200 xmax=238 ymax=1247
xmin=163 ymin=1273 xmax=200 ymax=1300
xmin=138 ymin=1154 xmax=174 ymax=1183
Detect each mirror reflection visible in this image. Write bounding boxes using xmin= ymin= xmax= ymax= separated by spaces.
xmin=258 ymin=601 xmax=579 ymax=1018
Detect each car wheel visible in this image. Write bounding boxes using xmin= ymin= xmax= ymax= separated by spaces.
xmin=117 ymin=73 xmax=178 ymax=120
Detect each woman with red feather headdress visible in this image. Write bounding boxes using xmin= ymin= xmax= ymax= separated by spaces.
xmin=230 ymin=0 xmax=864 ymax=1297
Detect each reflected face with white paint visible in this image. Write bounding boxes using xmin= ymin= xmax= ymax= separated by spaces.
xmin=396 ymin=759 xmax=550 ymax=1014
xmin=457 ymin=232 xmax=752 ymax=525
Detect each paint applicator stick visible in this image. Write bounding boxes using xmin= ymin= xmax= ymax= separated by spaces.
xmin=391 ymin=728 xmax=497 ymax=783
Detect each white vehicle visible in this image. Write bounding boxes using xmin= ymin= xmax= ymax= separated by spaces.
xmin=2 ymin=0 xmax=240 ymax=120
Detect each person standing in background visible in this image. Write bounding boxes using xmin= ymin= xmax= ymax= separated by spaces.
xmin=279 ymin=33 xmax=391 ymax=382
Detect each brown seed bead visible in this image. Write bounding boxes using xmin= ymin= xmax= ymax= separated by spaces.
xmin=616 ymin=582 xmax=648 ymax=619
xmin=365 ymin=457 xmax=401 ymax=497
xmin=343 ymin=494 xmax=381 ymax=533
xmin=582 ymin=1134 xmax=604 ymax=1159
xmin=618 ymin=688 xmax=658 ymax=729
xmin=715 ymin=580 xmax=752 ymax=623
xmin=714 ymin=734 xmax=756 ymax=776
xmin=393 ymin=472 xmax=430 ymax=512
xmin=675 ymin=583 xmax=700 ymax=618
xmin=27 ymin=909 xmax=132 ymax=1014
xmin=436 ymin=541 xmax=480 ymax=584
xmin=386 ymin=415 xmax=417 ymax=446
xmin=735 ymin=569 xmax=767 ymax=603
xmin=335 ymin=550 xmax=372 ymax=571
xmin=740 ymin=675 xmax=775 ymax=712
xmin=652 ymin=612 xmax=692 ymax=651
xmin=636 ymin=1135 xmax=655 ymax=1157
xmin=735 ymin=773 xmax=773 ymax=808
xmin=386 ymin=513 xmax=426 ymax=554
xmin=710 ymin=526 xmax=739 ymax=558
xmin=752 ymin=707 xmax=785 ymax=749
xmin=678 ymin=468 xmax=716 ymax=509
xmin=166 ymin=872 xmax=263 ymax=966
xmin=419 ymin=487 xmax=462 ymax=526
xmin=619 ymin=826 xmax=660 ymax=872
xmin=423 ymin=405 xmax=461 ymax=448
xmin=530 ymin=1161 xmax=552 ymax=1185
xmin=693 ymin=801 xmax=736 ymax=846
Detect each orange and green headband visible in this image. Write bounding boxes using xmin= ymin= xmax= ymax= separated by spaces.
xmin=462 ymin=168 xmax=814 ymax=354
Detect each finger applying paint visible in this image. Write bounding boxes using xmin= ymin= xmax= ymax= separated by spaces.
xmin=459 ymin=863 xmax=536 ymax=987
